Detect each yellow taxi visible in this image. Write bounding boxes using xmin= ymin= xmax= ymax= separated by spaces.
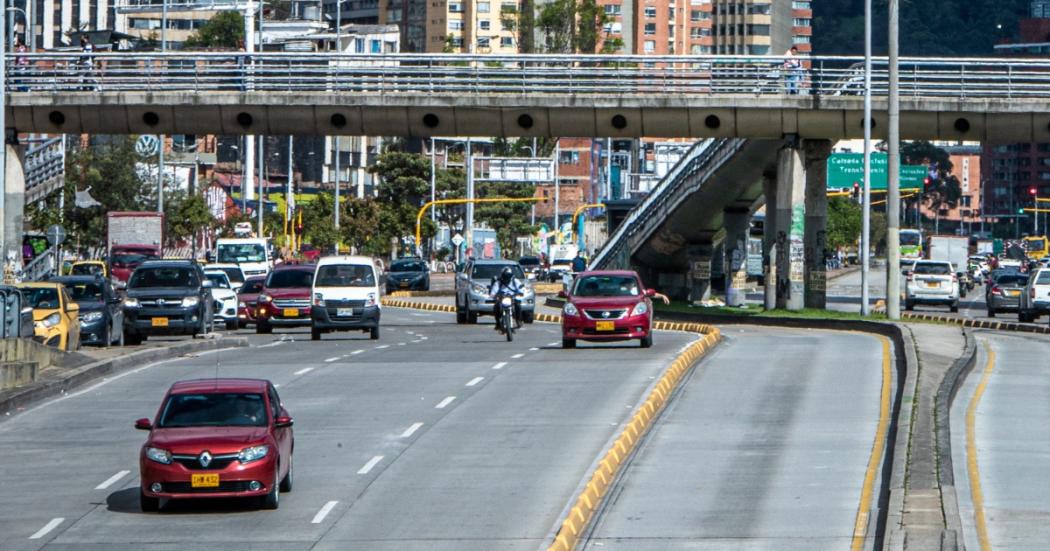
xmin=70 ymin=260 xmax=108 ymax=278
xmin=17 ymin=282 xmax=81 ymax=351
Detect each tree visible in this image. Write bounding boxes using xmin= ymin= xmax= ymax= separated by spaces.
xmin=903 ymin=141 xmax=963 ymax=233
xmin=298 ymin=193 xmax=341 ymax=251
xmin=183 ymin=11 xmax=244 ymax=49
xmin=367 ymin=151 xmax=433 ymax=250
xmin=165 ymin=192 xmax=216 ymax=246
xmin=826 ymin=197 xmax=862 ymax=251
xmin=342 ymin=196 xmax=384 ymax=255
xmin=475 ymin=182 xmax=537 ymax=256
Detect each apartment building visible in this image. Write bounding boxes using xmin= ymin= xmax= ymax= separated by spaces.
xmin=379 ymin=0 xmax=517 ymax=53
xmin=10 ymin=0 xmax=122 ymax=49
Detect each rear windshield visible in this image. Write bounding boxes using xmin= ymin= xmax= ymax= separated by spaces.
xmin=518 ymin=257 xmax=540 ymax=266
xmin=71 ymin=263 xmax=104 ymax=276
xmin=913 ymin=263 xmax=951 ymax=275
xmin=390 ymin=260 xmax=427 ymax=273
xmin=240 ymin=280 xmax=265 ymax=294
xmin=157 ymin=392 xmax=267 ymax=428
xmin=63 ymin=282 xmax=104 ymax=303
xmin=472 ymin=264 xmax=524 ymax=281
xmin=111 ymin=252 xmax=159 ymax=267
xmin=266 ymin=269 xmax=314 ymax=288
xmin=994 ymin=274 xmax=1029 ymax=286
xmin=315 ymin=265 xmax=375 ymax=287
xmin=217 ymin=267 xmax=244 ymax=285
xmin=573 ymin=275 xmax=641 ymax=297
xmin=130 ymin=267 xmax=199 ymax=289
xmin=1039 ymin=272 xmax=1050 ymax=285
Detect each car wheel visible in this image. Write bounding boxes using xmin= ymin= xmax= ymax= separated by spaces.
xmin=562 ymin=338 xmax=576 ymax=349
xmin=904 ymin=300 xmax=914 ymax=311
xmin=1019 ymin=312 xmax=1029 ymax=323
xmin=256 ymin=322 xmax=273 ymax=334
xmin=467 ymin=311 xmax=478 ymax=324
xmin=225 ymin=320 xmax=238 ymax=331
xmin=640 ymin=334 xmax=653 ymax=348
xmin=950 ymin=303 xmax=959 ymax=313
xmin=311 ymin=327 xmax=321 ymax=341
xmin=124 ymin=330 xmax=143 ymax=346
xmin=279 ymin=457 xmax=293 ymax=492
xmin=260 ymin=470 xmax=280 ymax=510
xmin=523 ymin=311 xmax=535 ymax=324
xmin=104 ymin=323 xmax=112 ymax=349
xmin=370 ymin=326 xmax=380 ymax=340
xmin=455 ymin=298 xmax=467 ymax=324
xmin=423 ymin=283 xmax=430 ymax=292
xmin=140 ymin=489 xmax=159 ymax=512
xmin=987 ymin=308 xmax=996 ymax=318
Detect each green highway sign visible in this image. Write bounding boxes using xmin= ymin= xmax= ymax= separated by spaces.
xmin=827 ymin=153 xmax=926 ymax=190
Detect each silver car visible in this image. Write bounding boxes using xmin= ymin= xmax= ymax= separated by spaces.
xmin=455 ymin=259 xmax=535 ymax=324
xmin=985 ymin=271 xmax=1027 ymax=317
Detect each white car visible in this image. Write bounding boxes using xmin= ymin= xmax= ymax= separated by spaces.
xmin=204 ymin=263 xmax=246 ymax=287
xmin=203 ymin=271 xmax=240 ymax=330
xmin=310 ymin=256 xmax=381 ymax=341
xmin=904 ymin=260 xmax=960 ymax=313
xmin=1018 ymin=268 xmax=1050 ymax=323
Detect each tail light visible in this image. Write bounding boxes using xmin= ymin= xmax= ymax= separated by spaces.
xmin=991 ymin=286 xmax=1002 ymax=295
xmin=951 ymin=274 xmax=958 ymax=283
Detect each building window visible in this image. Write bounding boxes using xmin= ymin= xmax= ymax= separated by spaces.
xmin=603 ymin=22 xmax=622 ymax=33
xmin=644 ymin=22 xmax=656 ymax=34
xmin=370 ymin=39 xmax=381 ymax=53
xmin=477 ymin=1 xmax=490 ymax=12
xmin=477 ymin=36 xmax=491 ymax=48
xmin=172 ymin=135 xmax=196 ymax=152
xmin=501 ymin=36 xmax=514 ymax=47
xmin=747 ymin=24 xmax=769 ymax=35
xmin=479 ymin=20 xmax=490 ymax=30
xmin=643 ymin=40 xmax=655 ymax=53
xmin=449 ymin=2 xmax=462 ymax=12
xmin=793 ymin=18 xmax=811 ymax=26
xmin=449 ymin=19 xmax=463 ymax=30
xmin=668 ymin=7 xmax=675 ymax=19
xmin=355 ymin=37 xmax=365 ymax=52
xmin=604 ymin=4 xmax=621 ymax=15
xmin=689 ymin=9 xmax=708 ymax=21
xmin=501 ymin=2 xmax=516 ymax=12
xmin=748 ymin=3 xmax=770 ymax=14
xmin=644 ymin=6 xmax=656 ymax=17
xmin=559 ymin=151 xmax=580 ymax=164
xmin=451 ymin=37 xmax=464 ymax=48
xmin=748 ymin=45 xmax=770 ymax=55
xmin=793 ymin=35 xmax=810 ymax=44
xmin=792 ymin=0 xmax=810 ymax=8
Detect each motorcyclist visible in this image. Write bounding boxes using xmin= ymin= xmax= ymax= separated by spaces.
xmin=490 ymin=267 xmax=524 ymax=331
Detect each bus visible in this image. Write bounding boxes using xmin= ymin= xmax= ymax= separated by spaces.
xmin=1023 ymin=236 xmax=1049 ymax=260
xmin=900 ymin=229 xmax=923 ymax=259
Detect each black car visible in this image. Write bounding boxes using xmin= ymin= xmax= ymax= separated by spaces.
xmin=52 ymin=275 xmax=124 ymax=347
xmin=385 ymin=258 xmax=430 ymax=292
xmin=518 ymin=256 xmax=543 ymax=281
xmin=123 ymin=260 xmax=214 ymax=345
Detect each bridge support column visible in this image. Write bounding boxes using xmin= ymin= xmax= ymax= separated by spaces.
xmin=762 ymin=173 xmax=777 ymax=310
xmin=774 ymin=144 xmax=805 ymax=311
xmin=686 ymin=243 xmax=714 ymax=304
xmin=804 ymin=140 xmax=832 ymax=309
xmin=723 ymin=209 xmax=750 ymax=307
xmin=2 ymin=143 xmax=26 ymax=282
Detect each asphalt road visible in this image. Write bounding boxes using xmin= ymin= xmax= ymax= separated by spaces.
xmin=951 ymin=330 xmax=1050 ymax=551
xmin=0 ymin=306 xmax=696 ymax=550
xmin=582 ymin=326 xmax=893 ymax=550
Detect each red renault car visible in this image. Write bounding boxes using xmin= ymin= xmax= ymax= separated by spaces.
xmin=237 ymin=276 xmax=266 ymax=328
xmin=136 ymin=378 xmax=294 ymax=511
xmin=560 ymin=270 xmax=655 ymax=349
xmin=254 ymin=264 xmax=316 ymax=334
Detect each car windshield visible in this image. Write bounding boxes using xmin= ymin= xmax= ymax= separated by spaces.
xmin=157 ymin=392 xmax=268 ymax=428
xmin=240 ymin=279 xmax=265 ymax=294
xmin=217 ymin=267 xmax=244 ymax=285
xmin=22 ymin=287 xmax=59 ymax=309
xmin=111 ymin=252 xmax=158 ymax=267
xmin=315 ymin=265 xmax=375 ymax=287
xmin=217 ymin=243 xmax=266 ymax=263
xmin=519 ymin=257 xmax=540 ymax=266
xmin=130 ymin=267 xmax=199 ymax=289
xmin=266 ymin=269 xmax=314 ymax=288
xmin=914 ymin=263 xmax=951 ymax=275
xmin=900 ymin=232 xmax=921 ymax=246
xmin=574 ymin=275 xmax=641 ymax=297
xmin=205 ymin=273 xmax=231 ymax=289
xmin=63 ymin=282 xmax=104 ymax=303
xmin=391 ymin=260 xmax=427 ymax=272
xmin=995 ymin=274 xmax=1029 ymax=286
xmin=472 ymin=264 xmax=524 ymax=281
xmin=71 ymin=263 xmax=104 ymax=276
xmin=1038 ymin=271 xmax=1050 ymax=285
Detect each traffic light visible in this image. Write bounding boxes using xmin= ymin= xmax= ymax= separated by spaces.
xmin=923 ymin=177 xmax=932 ymax=189
xmin=1031 ymin=187 xmax=1039 ymax=196
xmin=1019 ymin=207 xmax=1026 ymax=214
xmin=851 ymin=182 xmax=860 ymax=202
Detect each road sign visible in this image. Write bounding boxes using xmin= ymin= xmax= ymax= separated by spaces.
xmin=451 ymin=234 xmax=464 ymax=247
xmin=135 ymin=135 xmax=160 ymax=156
xmin=46 ymin=225 xmax=66 ymax=246
xmin=826 ymin=153 xmax=925 ymax=190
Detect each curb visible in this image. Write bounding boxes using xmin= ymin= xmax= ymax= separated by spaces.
xmin=0 ymin=336 xmax=250 ymax=419
xmin=387 ymin=290 xmax=454 ymax=298
xmin=932 ymin=329 xmax=978 ymax=548
xmin=872 ymin=304 xmax=1050 ymax=334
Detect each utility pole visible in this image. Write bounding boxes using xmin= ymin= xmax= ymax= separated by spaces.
xmin=332 ymin=0 xmax=341 ymax=253
xmin=465 ymin=138 xmax=474 ymax=256
xmin=554 ymin=140 xmax=560 ymax=233
xmin=258 ymin=135 xmax=264 ymax=237
xmin=886 ymin=0 xmax=901 ymax=320
xmin=429 ymin=137 xmax=436 ymax=256
xmin=287 ymin=136 xmax=294 ymax=249
xmin=860 ymin=0 xmax=872 ymax=315
xmin=159 ymin=0 xmax=168 ymax=214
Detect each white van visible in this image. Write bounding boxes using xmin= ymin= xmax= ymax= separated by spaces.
xmin=215 ymin=238 xmax=272 ymax=279
xmin=310 ymin=256 xmax=381 ymax=341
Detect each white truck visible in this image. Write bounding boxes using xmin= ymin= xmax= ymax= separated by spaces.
xmin=214 ymin=237 xmax=273 ymax=279
xmin=927 ymin=235 xmax=971 ymax=296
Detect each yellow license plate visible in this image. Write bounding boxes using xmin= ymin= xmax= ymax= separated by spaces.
xmin=151 ymin=317 xmax=169 ymax=327
xmin=926 ymin=282 xmax=939 ymax=288
xmin=399 ymin=282 xmax=409 ymax=288
xmin=283 ymin=308 xmax=298 ymax=317
xmin=1008 ymin=290 xmax=1021 ymax=296
xmin=191 ymin=473 xmax=219 ymax=488
xmin=595 ymin=321 xmax=615 ymax=331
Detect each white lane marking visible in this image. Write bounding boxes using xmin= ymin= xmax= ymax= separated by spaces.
xmin=274 ymin=384 xmax=281 ymax=388
xmin=398 ymin=342 xmax=406 ymax=346
xmin=412 ymin=339 xmax=423 ymax=343
xmin=324 ymin=357 xmax=340 ymax=363
xmin=410 ymin=313 xmax=432 ymax=317
xmin=311 ymin=501 xmax=339 ymax=524
xmin=351 ymin=350 xmax=364 ymax=355
xmin=29 ymin=518 xmax=64 ymax=540
xmin=376 ymin=345 xmax=390 ymax=350
xmin=406 ymin=331 xmax=415 ymax=335
xmin=466 ymin=377 xmax=484 ymax=387
xmin=435 ymin=396 xmax=456 ymax=409
xmin=400 ymin=422 xmax=424 ymax=438
xmin=547 ymin=342 xmax=560 ymax=347
xmin=357 ymin=455 xmax=384 ymax=475
xmin=294 ymin=367 xmax=315 ymax=375
xmin=95 ymin=470 xmax=130 ymax=490
xmin=511 ymin=353 xmax=525 ymax=359
xmin=492 ymin=362 xmax=507 ymax=370
xmin=529 ymin=347 xmax=539 ymax=351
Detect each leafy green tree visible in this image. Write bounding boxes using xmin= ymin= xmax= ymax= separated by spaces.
xmin=165 ymin=192 xmax=216 ymax=246
xmin=342 ymin=196 xmax=384 ymax=256
xmin=299 ymin=193 xmax=341 ymax=251
xmin=826 ymin=197 xmax=862 ymax=251
xmin=183 ymin=11 xmax=244 ymax=49
xmin=903 ymin=141 xmax=962 ymax=232
xmin=367 ymin=151 xmax=432 ymax=250
xmin=476 ymin=182 xmax=537 ymax=256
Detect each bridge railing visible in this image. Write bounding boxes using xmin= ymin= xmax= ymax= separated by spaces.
xmin=24 ymin=137 xmax=65 ymax=203
xmin=7 ymin=53 xmax=1050 ymax=98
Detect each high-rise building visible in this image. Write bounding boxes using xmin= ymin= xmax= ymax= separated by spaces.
xmin=10 ymin=0 xmax=121 ymax=50
xmin=379 ymin=0 xmax=517 ymax=53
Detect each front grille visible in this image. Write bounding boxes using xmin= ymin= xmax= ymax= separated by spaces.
xmin=139 ymin=298 xmax=186 ymax=307
xmin=172 ymin=455 xmax=238 ymax=471
xmin=584 ymin=309 xmax=627 ymax=320
xmin=583 ymin=327 xmax=631 ymax=335
xmin=326 ymin=299 xmax=366 ymax=309
xmin=161 ymin=481 xmax=256 ymax=493
xmin=273 ymin=299 xmax=310 ymax=309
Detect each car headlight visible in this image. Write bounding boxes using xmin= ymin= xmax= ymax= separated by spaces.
xmin=313 ymin=293 xmax=325 ymax=307
xmin=39 ymin=312 xmax=61 ymax=328
xmin=145 ymin=447 xmax=172 ymax=464
xmin=471 ymin=282 xmax=489 ymax=294
xmin=632 ymin=302 xmax=649 ymax=316
xmin=564 ymin=303 xmax=578 ymax=316
xmin=80 ymin=311 xmax=104 ymax=323
xmin=238 ymin=444 xmax=269 ymax=464
xmin=181 ymin=296 xmax=200 ymax=308
xmin=124 ymin=297 xmax=140 ymax=308
xmin=258 ymin=294 xmax=272 ymax=303
xmin=365 ymin=292 xmax=377 ymax=307
xmin=238 ymin=301 xmax=246 ymax=308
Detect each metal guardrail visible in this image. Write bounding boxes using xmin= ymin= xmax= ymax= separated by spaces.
xmin=24 ymin=137 xmax=65 ymax=203
xmin=0 ymin=286 xmax=31 ymax=339
xmin=7 ymin=53 xmax=1050 ymax=98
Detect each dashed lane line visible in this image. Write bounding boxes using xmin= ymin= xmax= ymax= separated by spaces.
xmin=357 ymin=455 xmax=384 ymax=475
xmin=29 ymin=518 xmax=64 ymax=540
xmin=311 ymin=501 xmax=339 ymax=524
xmin=511 ymin=353 xmax=525 ymax=359
xmin=400 ymin=422 xmax=424 ymax=438
xmin=95 ymin=470 xmax=130 ymax=490
xmin=294 ymin=368 xmax=314 ymax=375
xmin=324 ymin=357 xmax=340 ymax=363
xmin=435 ymin=396 xmax=456 ymax=409
xmin=376 ymin=345 xmax=390 ymax=350
xmin=492 ymin=362 xmax=507 ymax=370
xmin=466 ymin=377 xmax=484 ymax=387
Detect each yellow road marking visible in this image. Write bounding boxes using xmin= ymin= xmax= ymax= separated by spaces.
xmin=851 ymin=336 xmax=893 ymax=551
xmin=966 ymin=342 xmax=995 ymax=551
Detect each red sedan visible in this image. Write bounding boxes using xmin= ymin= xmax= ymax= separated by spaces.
xmin=255 ymin=264 xmax=316 ymax=334
xmin=560 ymin=270 xmax=655 ymax=349
xmin=237 ymin=276 xmax=266 ymax=327
xmin=136 ymin=378 xmax=294 ymax=511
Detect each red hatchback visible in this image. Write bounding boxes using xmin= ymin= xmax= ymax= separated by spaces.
xmin=255 ymin=264 xmax=316 ymax=334
xmin=135 ymin=378 xmax=294 ymax=511
xmin=237 ymin=276 xmax=266 ymax=327
xmin=560 ymin=270 xmax=655 ymax=349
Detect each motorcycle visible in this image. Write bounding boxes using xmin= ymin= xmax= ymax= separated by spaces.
xmin=497 ymin=293 xmax=522 ymax=342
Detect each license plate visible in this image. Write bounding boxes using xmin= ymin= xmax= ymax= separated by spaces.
xmin=595 ymin=321 xmax=615 ymax=331
xmin=151 ymin=317 xmax=169 ymax=327
xmin=337 ymin=308 xmax=353 ymax=317
xmin=1008 ymin=290 xmax=1021 ymax=297
xmin=399 ymin=282 xmax=409 ymax=288
xmin=283 ymin=308 xmax=298 ymax=317
xmin=926 ymin=281 xmax=939 ymax=288
xmin=191 ymin=474 xmax=219 ymax=488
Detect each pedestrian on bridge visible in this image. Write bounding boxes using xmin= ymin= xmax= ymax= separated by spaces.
xmin=783 ymin=46 xmax=802 ymax=95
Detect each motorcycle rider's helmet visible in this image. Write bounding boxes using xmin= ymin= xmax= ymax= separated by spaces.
xmin=499 ymin=267 xmax=514 ymax=286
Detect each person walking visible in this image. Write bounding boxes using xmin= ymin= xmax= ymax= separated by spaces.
xmin=79 ymin=35 xmax=95 ymax=91
xmin=783 ymin=45 xmax=802 ymax=95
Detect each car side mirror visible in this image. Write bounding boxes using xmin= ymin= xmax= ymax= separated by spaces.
xmin=135 ymin=418 xmax=152 ymax=430
xmin=557 ymin=290 xmax=568 ymax=299
xmin=274 ymin=415 xmax=294 ymax=428
xmin=202 ymin=280 xmax=214 ymax=289
xmin=645 ymin=288 xmax=657 ymax=297
xmin=66 ymin=302 xmax=80 ymax=313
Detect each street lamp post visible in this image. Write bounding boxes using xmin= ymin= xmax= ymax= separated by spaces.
xmin=886 ymin=0 xmax=902 ymax=320
xmin=332 ymin=0 xmax=342 ymax=253
xmin=465 ymin=138 xmax=474 ymax=257
xmin=860 ymin=0 xmax=872 ymax=316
